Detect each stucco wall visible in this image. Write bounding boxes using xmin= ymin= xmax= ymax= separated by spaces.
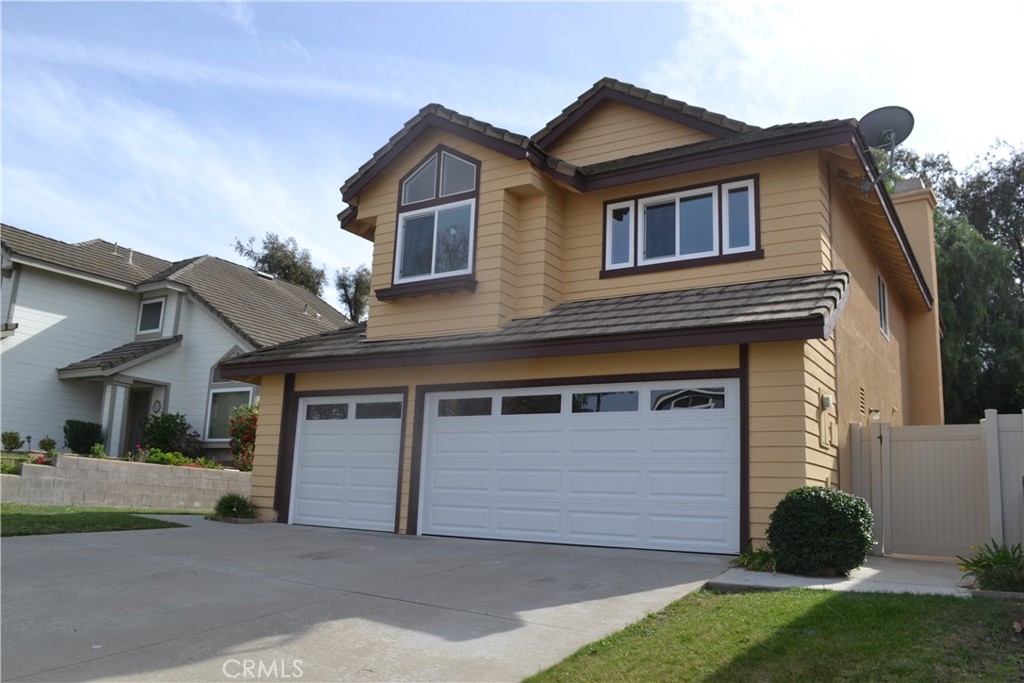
xmin=0 ymin=455 xmax=250 ymax=510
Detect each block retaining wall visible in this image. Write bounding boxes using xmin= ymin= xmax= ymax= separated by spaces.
xmin=0 ymin=455 xmax=251 ymax=510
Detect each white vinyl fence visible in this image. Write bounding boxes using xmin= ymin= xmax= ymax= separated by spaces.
xmin=851 ymin=410 xmax=1024 ymax=558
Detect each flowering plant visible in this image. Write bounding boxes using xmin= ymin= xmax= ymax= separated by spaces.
xmin=228 ymin=403 xmax=258 ymax=472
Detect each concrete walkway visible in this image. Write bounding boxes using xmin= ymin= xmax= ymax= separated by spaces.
xmin=709 ymin=555 xmax=970 ymax=596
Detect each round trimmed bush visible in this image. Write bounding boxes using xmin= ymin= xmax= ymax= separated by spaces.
xmin=214 ymin=493 xmax=257 ymax=520
xmin=766 ymin=486 xmax=874 ymax=576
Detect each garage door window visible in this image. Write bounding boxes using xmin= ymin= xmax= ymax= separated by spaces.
xmin=306 ymin=403 xmax=348 ymax=420
xmin=355 ymin=401 xmax=403 ymax=419
xmin=652 ymin=387 xmax=726 ymax=410
xmin=438 ymin=397 xmax=492 ymax=417
xmin=501 ymin=394 xmax=561 ymax=415
xmin=571 ymin=391 xmax=638 ymax=413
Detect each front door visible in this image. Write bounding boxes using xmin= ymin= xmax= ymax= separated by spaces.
xmin=125 ymin=388 xmax=152 ymax=456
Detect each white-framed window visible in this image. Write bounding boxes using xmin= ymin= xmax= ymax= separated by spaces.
xmin=394 ymin=147 xmax=479 ymax=285
xmin=604 ymin=177 xmax=757 ymax=271
xmin=137 ymin=297 xmax=165 ymax=334
xmin=877 ymin=273 xmax=890 ymax=339
xmin=205 ymin=387 xmax=253 ymax=441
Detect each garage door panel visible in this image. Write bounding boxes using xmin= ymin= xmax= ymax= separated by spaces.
xmin=431 ymin=468 xmax=490 ymax=492
xmin=496 ymin=469 xmax=561 ymax=493
xmin=496 ymin=507 xmax=561 ymax=534
xmin=291 ymin=394 xmax=401 ymax=531
xmin=569 ymin=429 xmax=642 ymax=454
xmin=568 ymin=470 xmax=641 ymax=495
xmin=421 ymin=380 xmax=740 ymax=553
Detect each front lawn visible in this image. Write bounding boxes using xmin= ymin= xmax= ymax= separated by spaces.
xmin=528 ymin=589 xmax=1024 ymax=682
xmin=0 ymin=503 xmax=198 ymax=537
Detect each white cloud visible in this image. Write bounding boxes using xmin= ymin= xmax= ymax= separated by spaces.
xmin=200 ymin=1 xmax=258 ymax=37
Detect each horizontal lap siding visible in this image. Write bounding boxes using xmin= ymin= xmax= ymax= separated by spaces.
xmin=547 ymin=101 xmax=716 ymax=166
xmin=250 ymin=374 xmax=285 ymax=518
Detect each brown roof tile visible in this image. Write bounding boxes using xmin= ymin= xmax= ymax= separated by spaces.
xmin=58 ymin=335 xmax=183 ymax=377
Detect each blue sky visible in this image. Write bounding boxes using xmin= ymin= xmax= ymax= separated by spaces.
xmin=3 ymin=2 xmax=1021 ymax=306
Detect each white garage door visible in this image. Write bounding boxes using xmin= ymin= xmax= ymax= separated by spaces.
xmin=420 ymin=380 xmax=740 ymax=553
xmin=290 ymin=395 xmax=403 ymax=531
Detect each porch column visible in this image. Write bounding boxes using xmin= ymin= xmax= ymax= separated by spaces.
xmin=101 ymin=380 xmax=131 ymax=457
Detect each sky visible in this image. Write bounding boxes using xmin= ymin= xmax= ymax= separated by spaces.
xmin=3 ymin=1 xmax=1022 ymax=308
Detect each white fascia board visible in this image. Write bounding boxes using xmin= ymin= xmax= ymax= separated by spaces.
xmin=11 ymin=256 xmax=134 ymax=291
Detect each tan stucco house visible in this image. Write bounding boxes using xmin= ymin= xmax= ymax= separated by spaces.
xmin=222 ymin=78 xmax=943 ymax=554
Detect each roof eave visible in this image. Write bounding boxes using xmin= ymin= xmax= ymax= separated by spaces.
xmin=10 ymin=255 xmax=136 ymax=291
xmin=58 ymin=336 xmax=184 ymax=380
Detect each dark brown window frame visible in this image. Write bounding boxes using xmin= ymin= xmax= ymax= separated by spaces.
xmin=600 ymin=174 xmax=763 ymax=278
xmin=384 ymin=144 xmax=482 ymax=299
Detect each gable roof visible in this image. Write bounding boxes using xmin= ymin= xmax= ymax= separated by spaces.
xmin=533 ymin=77 xmax=760 ymax=148
xmin=58 ymin=335 xmax=184 ymax=379
xmin=221 ymin=271 xmax=849 ymax=377
xmin=1 ymin=224 xmax=350 ymax=348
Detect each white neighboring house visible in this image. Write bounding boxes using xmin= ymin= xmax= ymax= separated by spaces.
xmin=1 ymin=224 xmax=350 ymax=457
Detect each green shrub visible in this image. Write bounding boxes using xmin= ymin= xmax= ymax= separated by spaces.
xmin=64 ymin=420 xmax=104 ymax=455
xmin=182 ymin=457 xmax=222 ymax=470
xmin=89 ymin=443 xmax=108 ymax=458
xmin=144 ymin=449 xmax=189 ymax=466
xmin=1 ymin=431 xmax=25 ymax=452
xmin=142 ymin=413 xmax=205 ymax=459
xmin=214 ymin=493 xmax=257 ymax=519
xmin=766 ymin=486 xmax=874 ymax=576
xmin=958 ymin=540 xmax=1024 ymax=592
xmin=37 ymin=436 xmax=57 ymax=452
xmin=731 ymin=547 xmax=776 ymax=572
xmin=0 ymin=460 xmax=20 ymax=475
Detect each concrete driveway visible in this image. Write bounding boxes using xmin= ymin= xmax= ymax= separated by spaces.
xmin=1 ymin=516 xmax=730 ymax=682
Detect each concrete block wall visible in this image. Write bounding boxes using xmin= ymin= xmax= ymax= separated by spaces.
xmin=0 ymin=455 xmax=251 ymax=511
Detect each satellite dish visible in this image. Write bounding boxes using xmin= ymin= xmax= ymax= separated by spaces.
xmin=857 ymin=106 xmax=914 ymax=193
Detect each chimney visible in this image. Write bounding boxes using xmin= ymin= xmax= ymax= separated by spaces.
xmin=891 ymin=178 xmax=944 ymax=424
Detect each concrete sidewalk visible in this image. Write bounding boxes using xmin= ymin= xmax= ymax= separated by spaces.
xmin=708 ymin=555 xmax=970 ymax=596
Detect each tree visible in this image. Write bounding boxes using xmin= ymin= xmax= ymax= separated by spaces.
xmin=334 ymin=265 xmax=372 ymax=322
xmin=894 ymin=146 xmax=1024 ymax=422
xmin=233 ymin=232 xmax=326 ymax=297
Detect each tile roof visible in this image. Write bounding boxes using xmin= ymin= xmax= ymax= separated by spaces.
xmin=2 ymin=224 xmax=351 ymax=348
xmin=58 ymin=335 xmax=183 ymax=377
xmin=0 ymin=224 xmax=171 ymax=285
xmin=153 ymin=255 xmax=351 ymax=348
xmin=222 ymin=271 xmax=849 ymax=374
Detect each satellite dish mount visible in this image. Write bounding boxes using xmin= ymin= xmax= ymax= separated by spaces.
xmin=858 ymin=106 xmax=914 ymax=194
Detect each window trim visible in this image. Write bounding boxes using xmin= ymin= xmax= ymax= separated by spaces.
xmin=137 ymin=297 xmax=166 ymax=334
xmin=204 ymin=386 xmax=254 ymax=442
xmin=639 ymin=186 xmax=720 ymax=265
xmin=877 ymin=273 xmax=890 ymax=339
xmin=394 ymin=197 xmax=477 ymax=284
xmin=392 ymin=145 xmax=480 ymax=288
xmin=600 ymin=175 xmax=761 ymax=276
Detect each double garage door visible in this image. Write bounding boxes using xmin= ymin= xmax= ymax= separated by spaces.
xmin=291 ymin=380 xmax=740 ymax=553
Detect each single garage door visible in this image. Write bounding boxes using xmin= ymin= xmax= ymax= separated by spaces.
xmin=290 ymin=395 xmax=403 ymax=531
xmin=420 ymin=380 xmax=740 ymax=553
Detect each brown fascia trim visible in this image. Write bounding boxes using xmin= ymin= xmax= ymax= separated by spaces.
xmin=341 ymin=114 xmax=582 ymax=200
xmin=407 ymin=365 xmax=746 ymax=535
xmin=221 ymin=316 xmax=829 ymax=377
xmin=338 ymin=205 xmax=357 ymax=230
xmin=601 ymin=251 xmax=765 ymax=279
xmin=851 ymin=133 xmax=934 ymax=309
xmin=273 ymin=373 xmax=297 ymax=521
xmin=738 ymin=343 xmax=750 ymax=550
xmin=375 ymin=274 xmax=478 ymax=301
xmin=581 ymin=125 xmax=859 ymax=192
xmin=535 ymin=87 xmax=746 ymax=149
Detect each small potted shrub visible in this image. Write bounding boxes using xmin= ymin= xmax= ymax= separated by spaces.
xmin=766 ymin=485 xmax=874 ymax=576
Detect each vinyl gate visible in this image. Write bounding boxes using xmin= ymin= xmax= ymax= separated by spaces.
xmin=851 ymin=410 xmax=1024 ymax=558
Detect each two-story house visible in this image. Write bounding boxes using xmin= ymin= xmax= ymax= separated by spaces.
xmin=221 ymin=78 xmax=943 ymax=553
xmin=1 ymin=225 xmax=349 ymax=459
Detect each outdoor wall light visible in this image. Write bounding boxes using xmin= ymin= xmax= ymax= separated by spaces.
xmin=869 ymin=408 xmax=881 ymax=421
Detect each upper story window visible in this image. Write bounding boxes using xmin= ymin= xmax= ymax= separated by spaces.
xmin=394 ymin=147 xmax=479 ymax=285
xmin=604 ymin=177 xmax=759 ymax=274
xmin=137 ymin=297 xmax=165 ymax=334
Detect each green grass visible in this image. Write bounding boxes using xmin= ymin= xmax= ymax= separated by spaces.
xmin=0 ymin=503 xmax=200 ymax=537
xmin=528 ymin=589 xmax=1024 ymax=682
